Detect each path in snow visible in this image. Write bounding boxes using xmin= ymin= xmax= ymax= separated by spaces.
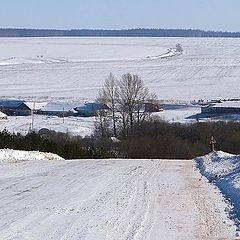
xmin=0 ymin=159 xmax=236 ymax=239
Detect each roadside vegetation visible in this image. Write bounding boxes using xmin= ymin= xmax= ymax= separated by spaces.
xmin=116 ymin=120 xmax=240 ymax=159
xmin=2 ymin=120 xmax=240 ymax=160
xmin=0 ymin=129 xmax=111 ymax=159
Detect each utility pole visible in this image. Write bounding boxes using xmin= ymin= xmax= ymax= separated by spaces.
xmin=63 ymin=107 xmax=65 ymax=123
xmin=31 ymin=101 xmax=36 ymax=132
xmin=210 ymin=136 xmax=217 ymax=151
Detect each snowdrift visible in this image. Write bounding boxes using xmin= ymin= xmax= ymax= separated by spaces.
xmin=0 ymin=149 xmax=64 ymax=163
xmin=195 ymin=151 xmax=240 ymax=228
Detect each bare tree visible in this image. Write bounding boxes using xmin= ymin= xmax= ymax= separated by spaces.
xmin=96 ymin=91 xmax=108 ymax=138
xmin=97 ymin=73 xmax=155 ymax=138
xmin=117 ymin=73 xmax=155 ymax=134
xmin=176 ymin=43 xmax=183 ymax=52
xmin=98 ymin=73 xmax=118 ymax=137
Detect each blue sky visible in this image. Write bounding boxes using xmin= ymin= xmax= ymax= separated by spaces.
xmin=0 ymin=0 xmax=239 ymax=31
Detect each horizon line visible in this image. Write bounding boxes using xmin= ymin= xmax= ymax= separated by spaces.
xmin=0 ymin=27 xmax=239 ymax=33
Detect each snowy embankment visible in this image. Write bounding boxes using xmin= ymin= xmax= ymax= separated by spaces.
xmin=0 ymin=149 xmax=64 ymax=163
xmin=195 ymin=151 xmax=240 ymax=229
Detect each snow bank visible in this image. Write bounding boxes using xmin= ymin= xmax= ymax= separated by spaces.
xmin=195 ymin=151 xmax=240 ymax=228
xmin=0 ymin=149 xmax=64 ymax=163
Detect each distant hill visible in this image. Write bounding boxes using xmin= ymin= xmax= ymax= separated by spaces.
xmin=1 ymin=28 xmax=240 ymax=37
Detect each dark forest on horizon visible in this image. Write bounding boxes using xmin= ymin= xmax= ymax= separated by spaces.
xmin=1 ymin=28 xmax=240 ymax=37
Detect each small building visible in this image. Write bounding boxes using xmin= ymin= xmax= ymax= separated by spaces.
xmin=74 ymin=103 xmax=105 ymax=117
xmin=134 ymin=102 xmax=163 ymax=113
xmin=38 ymin=102 xmax=78 ymax=117
xmin=0 ymin=99 xmax=31 ymax=116
xmin=201 ymin=101 xmax=240 ymax=114
xmin=144 ymin=102 xmax=163 ymax=112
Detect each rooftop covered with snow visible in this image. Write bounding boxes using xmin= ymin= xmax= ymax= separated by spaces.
xmin=210 ymin=101 xmax=240 ymax=108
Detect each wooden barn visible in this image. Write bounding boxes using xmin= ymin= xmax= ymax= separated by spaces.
xmin=0 ymin=99 xmax=31 ymax=116
xmin=134 ymin=102 xmax=163 ymax=113
xmin=74 ymin=103 xmax=109 ymax=117
xmin=144 ymin=102 xmax=163 ymax=112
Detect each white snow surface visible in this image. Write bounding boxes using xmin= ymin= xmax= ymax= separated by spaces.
xmin=0 ymin=149 xmax=64 ymax=163
xmin=195 ymin=151 xmax=240 ymax=229
xmin=0 ymin=115 xmax=95 ymax=137
xmin=0 ymin=111 xmax=7 ymax=119
xmin=0 ymin=157 xmax=236 ymax=239
xmin=154 ymin=105 xmax=201 ymax=123
xmin=1 ymin=37 xmax=240 ymax=101
xmin=25 ymin=101 xmax=48 ymax=111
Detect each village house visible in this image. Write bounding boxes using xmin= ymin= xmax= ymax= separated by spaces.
xmin=38 ymin=102 xmax=78 ymax=117
xmin=0 ymin=99 xmax=32 ymax=116
xmin=74 ymin=103 xmax=110 ymax=117
xmin=144 ymin=102 xmax=163 ymax=112
xmin=133 ymin=102 xmax=163 ymax=113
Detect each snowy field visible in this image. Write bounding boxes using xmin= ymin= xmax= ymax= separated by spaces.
xmin=0 ymin=115 xmax=96 ymax=137
xmin=1 ymin=37 xmax=240 ymax=101
xmin=0 ymin=150 xmax=236 ymax=239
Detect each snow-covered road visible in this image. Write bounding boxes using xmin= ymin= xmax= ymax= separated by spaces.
xmin=0 ymin=159 xmax=236 ymax=239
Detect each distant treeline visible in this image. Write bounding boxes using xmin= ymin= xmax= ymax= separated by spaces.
xmin=1 ymin=28 xmax=240 ymax=38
